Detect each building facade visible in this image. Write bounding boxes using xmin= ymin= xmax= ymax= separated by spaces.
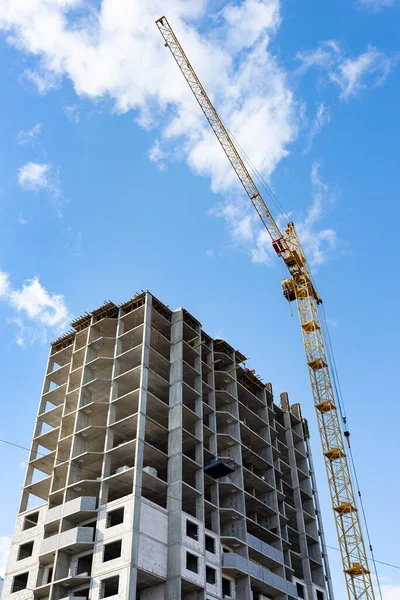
xmin=2 ymin=292 xmax=334 ymax=600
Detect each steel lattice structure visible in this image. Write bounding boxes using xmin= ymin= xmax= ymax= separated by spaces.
xmin=156 ymin=15 xmax=376 ymax=600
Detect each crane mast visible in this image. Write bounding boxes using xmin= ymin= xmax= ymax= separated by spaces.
xmin=156 ymin=16 xmax=376 ymax=600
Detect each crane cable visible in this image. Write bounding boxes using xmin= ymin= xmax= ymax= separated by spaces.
xmin=225 ymin=123 xmax=385 ymax=597
xmin=214 ymin=119 xmax=384 ymax=597
xmin=220 ymin=118 xmax=291 ymax=224
xmin=318 ymin=303 xmax=383 ymax=600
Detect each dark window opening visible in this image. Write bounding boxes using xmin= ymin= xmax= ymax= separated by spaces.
xmin=77 ymin=554 xmax=93 ymax=575
xmin=296 ymin=582 xmax=305 ymax=599
xmin=186 ymin=552 xmax=198 ymax=573
xmin=205 ymin=535 xmax=216 ymax=554
xmin=101 ymin=575 xmax=119 ymax=598
xmin=103 ymin=540 xmax=122 ymax=562
xmin=12 ymin=572 xmax=29 ymax=593
xmin=316 ymin=592 xmax=325 ymax=600
xmin=47 ymin=567 xmax=53 ymax=584
xmin=73 ymin=589 xmax=89 ymax=600
xmin=23 ymin=512 xmax=39 ymax=531
xmin=106 ymin=507 xmax=124 ymax=528
xmin=17 ymin=542 xmax=33 ymax=561
xmin=186 ymin=520 xmax=199 ymax=541
xmin=222 ymin=577 xmax=232 ymax=598
xmin=206 ymin=566 xmax=216 ymax=585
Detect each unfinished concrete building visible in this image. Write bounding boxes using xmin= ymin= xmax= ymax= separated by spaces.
xmin=2 ymin=292 xmax=334 ymax=600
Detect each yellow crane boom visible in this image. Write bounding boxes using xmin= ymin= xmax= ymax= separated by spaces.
xmin=156 ymin=16 xmax=376 ymax=600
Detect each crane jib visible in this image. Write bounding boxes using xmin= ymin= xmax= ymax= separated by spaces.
xmin=156 ymin=15 xmax=376 ymax=600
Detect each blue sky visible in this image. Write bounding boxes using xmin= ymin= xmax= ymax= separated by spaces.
xmin=0 ymin=0 xmax=399 ymax=597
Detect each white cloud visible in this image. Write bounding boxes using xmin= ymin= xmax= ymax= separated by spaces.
xmin=10 ymin=276 xmax=70 ymax=328
xmin=297 ymin=41 xmax=395 ymax=100
xmin=9 ymin=316 xmax=47 ymax=347
xmin=17 ymin=162 xmax=66 ymax=216
xmin=295 ymin=162 xmax=338 ymax=266
xmin=0 ymin=536 xmax=11 ymax=578
xmin=330 ymin=46 xmax=393 ymax=99
xmin=23 ymin=68 xmax=59 ymax=94
xmin=209 ymin=194 xmax=278 ymax=266
xmin=18 ymin=162 xmax=50 ymax=191
xmin=19 ymin=461 xmax=26 ymax=469
xmin=148 ymin=139 xmax=167 ymax=171
xmin=0 ymin=270 xmax=10 ymax=297
xmin=0 ymin=0 xmax=299 ymax=197
xmin=0 ymin=267 xmax=71 ymax=347
xmin=221 ymin=0 xmax=281 ymax=50
xmin=63 ymin=104 xmax=79 ymax=124
xmin=296 ymin=40 xmax=341 ymax=74
xmin=16 ymin=122 xmax=42 ymax=145
xmin=206 ymin=249 xmax=214 ymax=258
xmin=358 ymin=0 xmax=394 ymax=11
xmin=1 ymin=1 xmax=343 ymax=272
xmin=305 ymin=103 xmax=331 ymax=153
xmin=210 ymin=162 xmax=339 ymax=268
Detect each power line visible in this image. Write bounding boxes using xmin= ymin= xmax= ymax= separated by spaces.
xmin=1 ymin=436 xmax=398 ymax=574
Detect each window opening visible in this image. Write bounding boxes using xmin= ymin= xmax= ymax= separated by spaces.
xmin=186 ymin=552 xmax=198 ymax=573
xmin=186 ymin=520 xmax=199 ymax=541
xmin=12 ymin=573 xmax=29 ymax=593
xmin=23 ymin=512 xmax=39 ymax=530
xmin=17 ymin=542 xmax=33 ymax=561
xmin=205 ymin=535 xmax=216 ymax=554
xmin=101 ymin=576 xmax=119 ymax=598
xmin=106 ymin=507 xmax=124 ymax=528
xmin=206 ymin=566 xmax=216 ymax=585
xmin=296 ymin=582 xmax=305 ymax=599
xmin=103 ymin=540 xmax=122 ymax=562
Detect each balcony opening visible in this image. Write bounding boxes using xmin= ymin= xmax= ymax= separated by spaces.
xmin=222 ymin=577 xmax=232 ymax=598
xmin=106 ymin=507 xmax=124 ymax=528
xmin=316 ymin=592 xmax=325 ymax=600
xmin=186 ymin=552 xmax=198 ymax=574
xmin=186 ymin=520 xmax=199 ymax=541
xmin=182 ymin=496 xmax=197 ymax=519
xmin=12 ymin=572 xmax=29 ymax=593
xmin=17 ymin=541 xmax=34 ymax=561
xmin=85 ymin=521 xmax=97 ymax=541
xmin=47 ymin=567 xmax=53 ymax=584
xmin=206 ymin=566 xmax=216 ymax=585
xmin=23 ymin=511 xmax=39 ymax=530
xmin=77 ymin=554 xmax=93 ymax=576
xmin=103 ymin=540 xmax=122 ymax=562
xmin=73 ymin=588 xmax=89 ymax=600
xmin=101 ymin=575 xmax=119 ymax=598
xmin=205 ymin=535 xmax=216 ymax=554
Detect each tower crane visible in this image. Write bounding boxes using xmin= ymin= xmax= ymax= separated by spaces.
xmin=156 ymin=16 xmax=376 ymax=600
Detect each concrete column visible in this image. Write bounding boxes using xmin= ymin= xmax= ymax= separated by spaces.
xmin=283 ymin=410 xmax=314 ymax=597
xmin=127 ymin=293 xmax=153 ymax=600
xmin=305 ymin=433 xmax=335 ymax=600
xmin=166 ymin=309 xmax=184 ymax=600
